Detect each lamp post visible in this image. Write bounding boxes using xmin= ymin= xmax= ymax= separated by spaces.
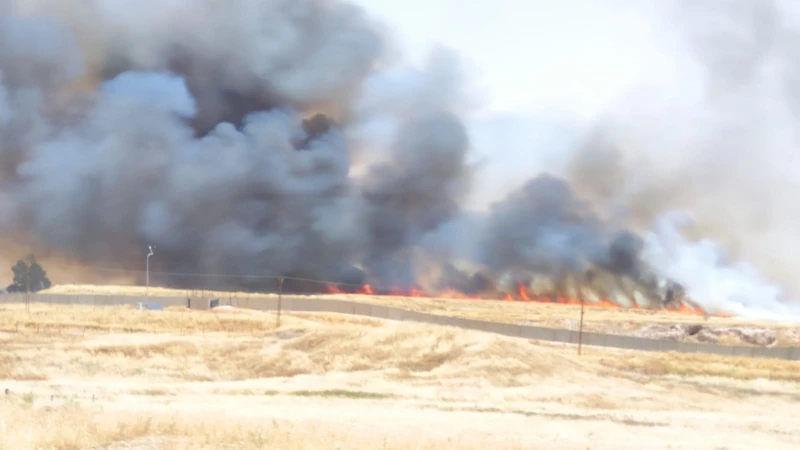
xmin=146 ymin=245 xmax=155 ymax=296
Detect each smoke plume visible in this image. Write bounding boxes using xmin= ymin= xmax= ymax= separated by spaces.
xmin=548 ymin=0 xmax=800 ymax=318
xmin=0 ymin=0 xmax=475 ymax=292
xmin=0 ymin=0 xmax=797 ymax=319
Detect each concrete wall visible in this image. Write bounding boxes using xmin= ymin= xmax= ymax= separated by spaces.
xmin=3 ymin=293 xmax=798 ymax=362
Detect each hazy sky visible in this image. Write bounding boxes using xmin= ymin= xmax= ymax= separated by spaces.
xmin=353 ymin=0 xmax=680 ymax=208
xmin=355 ymin=0 xmax=675 ymax=117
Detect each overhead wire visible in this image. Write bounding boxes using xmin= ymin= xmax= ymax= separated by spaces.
xmin=31 ymin=260 xmax=368 ymax=289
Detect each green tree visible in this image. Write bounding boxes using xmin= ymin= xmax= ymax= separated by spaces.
xmin=29 ymin=261 xmax=52 ymax=291
xmin=6 ymin=258 xmax=51 ymax=293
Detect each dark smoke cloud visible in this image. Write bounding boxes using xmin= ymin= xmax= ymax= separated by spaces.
xmin=0 ymin=0 xmax=797 ymax=319
xmin=480 ymin=175 xmax=614 ymax=275
xmin=544 ymin=0 xmax=800 ymax=317
xmin=471 ymin=174 xmax=665 ymax=306
xmin=363 ymin=110 xmax=471 ymax=286
xmin=0 ymin=0 xmax=485 ymax=293
xmin=11 ymin=0 xmax=386 ymax=132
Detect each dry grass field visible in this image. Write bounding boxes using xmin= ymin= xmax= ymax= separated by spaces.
xmin=42 ymin=284 xmax=800 ymax=346
xmin=1 ymin=303 xmax=800 ymax=449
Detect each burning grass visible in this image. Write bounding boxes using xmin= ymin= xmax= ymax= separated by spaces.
xmin=41 ymin=283 xmax=763 ymax=325
xmin=47 ymin=278 xmax=701 ymax=316
xmin=42 ymin=282 xmax=709 ymax=314
xmin=30 ymin=284 xmax=800 ymax=346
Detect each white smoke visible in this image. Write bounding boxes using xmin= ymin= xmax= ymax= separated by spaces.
xmin=643 ymin=213 xmax=800 ymax=320
xmin=571 ymin=0 xmax=800 ymax=319
xmin=450 ymin=0 xmax=800 ymax=319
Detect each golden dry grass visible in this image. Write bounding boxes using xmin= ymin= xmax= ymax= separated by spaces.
xmin=1 ymin=303 xmax=799 ymax=449
xmin=592 ymin=351 xmax=800 ymax=382
xmin=0 ymin=302 xmax=291 ymax=337
xmin=0 ymin=304 xmax=569 ymax=384
xmin=39 ymin=283 xmax=800 ymax=346
xmin=42 ymin=283 xmax=796 ymax=327
xmin=1 ymin=400 xmax=531 ymax=450
xmin=1 ymin=303 xmax=798 ymax=383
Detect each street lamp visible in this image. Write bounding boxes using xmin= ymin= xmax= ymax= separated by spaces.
xmin=146 ymin=245 xmax=155 ymax=296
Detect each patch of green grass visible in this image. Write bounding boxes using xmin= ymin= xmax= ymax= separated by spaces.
xmin=430 ymin=405 xmax=665 ymax=427
xmin=223 ymin=389 xmax=261 ymax=396
xmin=131 ymin=388 xmax=174 ymax=396
xmin=208 ymin=388 xmax=390 ymax=399
xmin=22 ymin=391 xmax=35 ymax=405
xmin=210 ymin=389 xmax=279 ymax=396
xmin=290 ymin=389 xmax=393 ymax=400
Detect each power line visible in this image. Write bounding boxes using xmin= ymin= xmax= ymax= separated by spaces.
xmin=43 ymin=261 xmax=368 ymax=288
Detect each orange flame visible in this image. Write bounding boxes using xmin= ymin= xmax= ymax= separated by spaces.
xmin=664 ymin=302 xmax=707 ymax=316
xmin=326 ymin=285 xmax=344 ymax=294
xmin=333 ymin=282 xmax=726 ymax=317
xmin=360 ymin=284 xmax=374 ymax=295
xmin=517 ymin=284 xmax=530 ymax=302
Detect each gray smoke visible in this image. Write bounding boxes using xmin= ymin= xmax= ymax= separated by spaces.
xmin=546 ymin=0 xmax=800 ymax=317
xmin=11 ymin=0 xmax=386 ymax=132
xmin=481 ymin=175 xmax=619 ymax=275
xmin=0 ymin=0 xmax=487 ymax=292
xmin=2 ymin=0 xmax=795 ymax=318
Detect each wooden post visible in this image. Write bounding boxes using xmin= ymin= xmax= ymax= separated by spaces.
xmin=276 ymin=277 xmax=284 ymax=328
xmin=578 ymin=292 xmax=586 ymax=356
xmin=577 ymin=271 xmax=596 ymax=356
xmin=25 ymin=262 xmax=30 ymax=314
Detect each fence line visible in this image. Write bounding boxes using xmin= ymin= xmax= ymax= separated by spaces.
xmin=1 ymin=293 xmax=797 ymax=361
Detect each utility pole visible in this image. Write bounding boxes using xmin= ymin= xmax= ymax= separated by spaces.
xmin=146 ymin=246 xmax=155 ymax=297
xmin=578 ymin=295 xmax=585 ymax=355
xmin=25 ymin=262 xmax=30 ymax=314
xmin=276 ymin=277 xmax=284 ymax=328
xmin=578 ymin=272 xmax=593 ymax=356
